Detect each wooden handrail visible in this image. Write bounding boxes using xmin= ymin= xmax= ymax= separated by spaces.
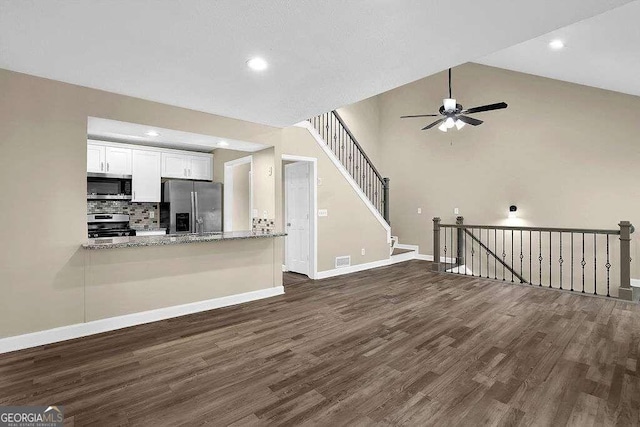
xmin=439 ymin=223 xmax=625 ymax=235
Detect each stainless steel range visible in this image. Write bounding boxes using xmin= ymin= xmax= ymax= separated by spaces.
xmin=87 ymin=214 xmax=135 ymax=238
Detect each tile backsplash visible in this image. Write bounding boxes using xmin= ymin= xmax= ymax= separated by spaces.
xmin=253 ymin=217 xmax=275 ymax=233
xmin=87 ymin=200 xmax=159 ymax=230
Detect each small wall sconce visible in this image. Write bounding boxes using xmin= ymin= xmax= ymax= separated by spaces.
xmin=508 ymin=205 xmax=517 ymax=219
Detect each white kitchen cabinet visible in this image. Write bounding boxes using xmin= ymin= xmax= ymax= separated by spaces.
xmin=132 ymin=150 xmax=161 ymax=202
xmin=162 ymin=153 xmax=189 ymax=179
xmin=105 ymin=146 xmax=132 ymax=175
xmin=161 ymin=153 xmax=212 ymax=180
xmin=188 ymin=155 xmax=212 ymax=181
xmin=87 ymin=144 xmax=106 ymax=173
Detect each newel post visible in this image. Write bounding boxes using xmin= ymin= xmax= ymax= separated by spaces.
xmin=432 ymin=217 xmax=441 ymax=272
xmin=618 ymin=221 xmax=633 ymax=301
xmin=382 ymin=177 xmax=390 ymax=225
xmin=456 ymin=216 xmax=464 ymax=267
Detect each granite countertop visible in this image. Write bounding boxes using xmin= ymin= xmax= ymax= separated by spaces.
xmin=83 ymin=230 xmax=287 ymax=250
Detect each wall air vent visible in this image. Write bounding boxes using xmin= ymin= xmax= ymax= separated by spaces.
xmin=335 ymin=256 xmax=351 ymax=269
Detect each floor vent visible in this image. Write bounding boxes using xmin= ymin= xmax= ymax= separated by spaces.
xmin=335 ymin=256 xmax=351 ymax=269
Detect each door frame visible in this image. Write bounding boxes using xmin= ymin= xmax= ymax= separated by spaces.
xmin=223 ymin=155 xmax=253 ymax=232
xmin=282 ymin=154 xmax=317 ymax=279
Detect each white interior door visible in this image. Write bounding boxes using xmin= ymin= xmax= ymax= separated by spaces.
xmin=285 ymin=162 xmax=310 ymax=276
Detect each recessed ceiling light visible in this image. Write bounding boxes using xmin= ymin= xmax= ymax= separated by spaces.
xmin=246 ymin=57 xmax=268 ymax=71
xmin=549 ymin=39 xmax=565 ymax=50
xmin=145 ymin=130 xmax=160 ymax=137
xmin=217 ymin=141 xmax=229 ymax=147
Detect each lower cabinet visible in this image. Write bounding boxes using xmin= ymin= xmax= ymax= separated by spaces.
xmin=132 ymin=150 xmax=161 ymax=202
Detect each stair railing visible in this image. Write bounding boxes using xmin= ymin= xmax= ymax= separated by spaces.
xmin=432 ymin=216 xmax=634 ymax=300
xmin=309 ymin=111 xmax=390 ymax=224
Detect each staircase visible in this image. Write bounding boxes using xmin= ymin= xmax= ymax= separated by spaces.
xmin=308 ymin=111 xmax=390 ymax=224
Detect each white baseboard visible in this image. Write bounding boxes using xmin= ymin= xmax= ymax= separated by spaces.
xmin=282 ymin=264 xmax=289 ymax=272
xmin=631 ymin=278 xmax=640 ymax=288
xmin=390 ymin=250 xmax=417 ymax=263
xmin=416 ymin=254 xmax=457 ymax=263
xmin=395 ymin=243 xmax=419 ymax=252
xmin=315 ymin=251 xmax=427 ymax=280
xmin=0 ymin=286 xmax=284 ymax=355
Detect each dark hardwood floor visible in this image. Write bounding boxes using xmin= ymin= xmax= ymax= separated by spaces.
xmin=1 ymin=260 xmax=639 ymax=426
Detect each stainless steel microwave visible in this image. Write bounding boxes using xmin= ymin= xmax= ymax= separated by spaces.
xmin=87 ymin=173 xmax=132 ymax=200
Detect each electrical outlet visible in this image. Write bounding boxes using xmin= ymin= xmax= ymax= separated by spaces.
xmin=361 ymin=248 xmax=366 ymax=255
xmin=149 ymin=211 xmax=155 ymax=219
xmin=454 ymin=207 xmax=459 ymax=215
xmin=318 ymin=209 xmax=328 ymax=217
xmin=417 ymin=208 xmax=422 ymax=214
xmin=317 ymin=177 xmax=323 ymax=186
xmin=263 ymin=210 xmax=268 ymax=218
xmin=252 ymin=209 xmax=258 ymax=218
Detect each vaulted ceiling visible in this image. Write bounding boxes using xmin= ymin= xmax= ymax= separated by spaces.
xmin=478 ymin=1 xmax=640 ymax=98
xmin=0 ymin=0 xmax=633 ymax=126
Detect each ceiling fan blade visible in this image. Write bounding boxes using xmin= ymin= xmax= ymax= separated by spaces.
xmin=457 ymin=115 xmax=483 ymax=126
xmin=400 ymin=114 xmax=439 ymax=118
xmin=422 ymin=118 xmax=445 ymax=130
xmin=462 ymin=102 xmax=508 ymax=114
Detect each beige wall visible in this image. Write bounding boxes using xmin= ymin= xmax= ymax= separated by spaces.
xmin=374 ymin=62 xmax=640 ymax=278
xmin=231 ymin=162 xmax=251 ymax=230
xmin=336 ymin=95 xmax=383 ymax=168
xmin=0 ymin=69 xmax=283 ymax=339
xmin=213 ymin=147 xmax=276 ymax=223
xmin=277 ymin=127 xmax=390 ymax=272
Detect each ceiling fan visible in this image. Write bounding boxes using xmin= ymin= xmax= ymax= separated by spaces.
xmin=401 ymin=68 xmax=507 ymax=132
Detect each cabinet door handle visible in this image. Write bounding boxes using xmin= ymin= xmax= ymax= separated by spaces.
xmin=101 ymin=162 xmax=104 ymax=171
xmin=189 ymin=169 xmax=191 ymax=177
xmin=133 ymin=191 xmax=136 ymax=200
xmin=184 ymin=168 xmax=187 ymax=177
xmin=107 ymin=163 xmax=110 ymax=172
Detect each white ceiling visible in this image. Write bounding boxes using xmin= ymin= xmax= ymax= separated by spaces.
xmin=88 ymin=117 xmax=269 ymax=153
xmin=0 ymin=1 xmax=633 ymax=126
xmin=477 ymin=1 xmax=640 ymax=97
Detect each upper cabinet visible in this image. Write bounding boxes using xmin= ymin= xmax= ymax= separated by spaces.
xmin=132 ymin=150 xmax=161 ymax=202
xmin=87 ymin=144 xmax=106 ymax=173
xmin=161 ymin=152 xmax=212 ymax=181
xmin=87 ymin=142 xmax=132 ymax=175
xmin=188 ymin=155 xmax=213 ymax=181
xmin=105 ymin=146 xmax=132 ymax=175
xmin=88 ymin=140 xmax=213 ymax=182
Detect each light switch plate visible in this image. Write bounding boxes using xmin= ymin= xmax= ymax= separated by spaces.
xmin=318 ymin=209 xmax=328 ymax=217
xmin=454 ymin=207 xmax=460 ymax=215
xmin=361 ymin=248 xmax=366 ymax=255
xmin=149 ymin=211 xmax=155 ymax=219
xmin=417 ymin=208 xmax=422 ymax=214
xmin=318 ymin=177 xmax=323 ymax=186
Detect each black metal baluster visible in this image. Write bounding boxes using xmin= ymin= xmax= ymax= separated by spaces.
xmin=605 ymin=235 xmax=611 ymax=297
xmin=581 ymin=233 xmax=586 ymax=293
xmin=549 ymin=231 xmax=552 ymax=289
xmin=502 ymin=230 xmax=506 ymax=281
xmin=571 ymin=233 xmax=574 ymax=291
xmin=451 ymin=227 xmax=460 ymax=273
xmin=479 ymin=229 xmax=483 ymax=278
xmin=443 ymin=227 xmax=448 ymax=272
xmin=559 ymin=233 xmax=563 ymax=290
xmin=538 ymin=231 xmax=542 ymax=286
xmin=486 ymin=229 xmax=490 ymax=279
xmin=529 ymin=231 xmax=532 ymax=285
xmin=494 ymin=229 xmax=497 ymax=280
xmin=519 ymin=230 xmax=523 ymax=283
xmin=464 ymin=227 xmax=467 ymax=275
xmin=471 ymin=228 xmax=474 ymax=276
xmin=511 ymin=230 xmax=514 ymax=283
xmin=593 ymin=234 xmax=597 ymax=295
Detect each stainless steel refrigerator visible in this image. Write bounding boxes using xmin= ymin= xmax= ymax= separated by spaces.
xmin=160 ymin=180 xmax=223 ymax=234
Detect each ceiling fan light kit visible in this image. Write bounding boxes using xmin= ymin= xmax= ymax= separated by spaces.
xmin=400 ymin=68 xmax=508 ymax=132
